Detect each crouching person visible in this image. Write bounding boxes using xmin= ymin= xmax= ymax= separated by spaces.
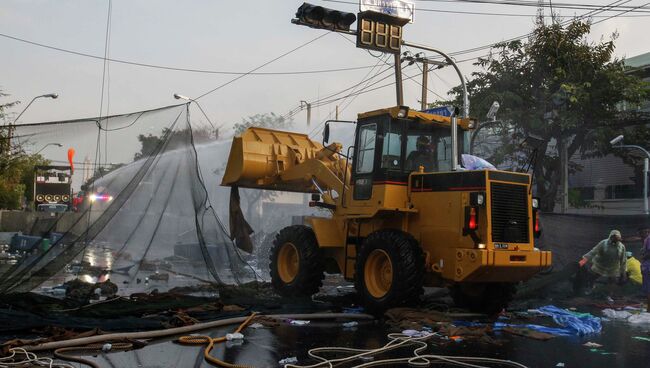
xmin=577 ymin=230 xmax=627 ymax=298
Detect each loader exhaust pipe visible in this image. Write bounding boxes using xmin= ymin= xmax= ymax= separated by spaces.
xmin=451 ymin=108 xmax=459 ymax=171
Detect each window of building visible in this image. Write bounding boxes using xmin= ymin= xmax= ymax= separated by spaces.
xmin=605 ymin=184 xmax=638 ymax=199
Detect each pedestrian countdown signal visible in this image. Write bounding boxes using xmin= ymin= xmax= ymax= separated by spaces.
xmin=356 ymin=11 xmax=407 ymax=54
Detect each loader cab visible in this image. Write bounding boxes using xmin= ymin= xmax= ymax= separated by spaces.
xmin=350 ymin=107 xmax=467 ymax=201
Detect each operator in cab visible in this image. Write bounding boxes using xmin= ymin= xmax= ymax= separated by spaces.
xmin=406 ymin=135 xmax=437 ymax=172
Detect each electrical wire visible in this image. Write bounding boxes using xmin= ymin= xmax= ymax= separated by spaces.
xmin=0 ymin=33 xmax=379 ymax=75
xmin=324 ymin=0 xmax=650 ymax=16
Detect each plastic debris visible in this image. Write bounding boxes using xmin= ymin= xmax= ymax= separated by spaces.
xmin=342 ymin=306 xmax=364 ymax=314
xmin=225 ymin=339 xmax=244 ymax=348
xmin=590 ymin=348 xmax=616 ymax=355
xmin=289 ymin=319 xmax=310 ymax=326
xmin=628 ymin=313 xmax=650 ymax=324
xmin=583 ymin=342 xmax=603 ymax=348
xmin=342 ymin=321 xmax=359 ymax=328
xmin=602 ymin=309 xmax=632 ymax=320
xmin=537 ymin=305 xmax=601 ymax=335
xmin=401 ymin=329 xmax=430 ymax=338
xmin=555 ymin=363 xmax=565 ymax=367
xmin=248 ymin=323 xmax=264 ymax=329
xmin=279 ymin=357 xmax=298 ymax=365
xmin=633 ymin=336 xmax=650 ymax=342
xmin=225 ymin=332 xmax=244 ymax=341
xmin=449 ymin=336 xmax=463 ymax=342
xmin=102 ymin=343 xmax=112 ymax=352
xmin=602 ymin=310 xmax=650 ymax=324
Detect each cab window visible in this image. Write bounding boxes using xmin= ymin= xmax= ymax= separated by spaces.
xmin=405 ymin=126 xmax=460 ymax=172
xmin=381 ymin=123 xmax=402 ymax=170
xmin=356 ymin=123 xmax=376 ymax=174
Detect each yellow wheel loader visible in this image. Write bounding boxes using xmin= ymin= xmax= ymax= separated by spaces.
xmin=222 ymin=106 xmax=551 ymax=313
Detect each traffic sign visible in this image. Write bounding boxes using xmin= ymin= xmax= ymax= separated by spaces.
xmin=359 ymin=0 xmax=414 ymax=22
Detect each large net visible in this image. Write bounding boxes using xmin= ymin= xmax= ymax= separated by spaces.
xmin=0 ymin=103 xmax=313 ymax=299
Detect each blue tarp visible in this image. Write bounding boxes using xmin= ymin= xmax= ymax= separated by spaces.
xmin=454 ymin=305 xmax=602 ymax=337
xmin=537 ymin=305 xmax=602 ymax=335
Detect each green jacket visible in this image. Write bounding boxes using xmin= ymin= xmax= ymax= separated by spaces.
xmin=583 ymin=239 xmax=627 ymax=277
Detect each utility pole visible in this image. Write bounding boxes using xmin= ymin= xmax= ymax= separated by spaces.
xmin=300 ymin=100 xmax=312 ymax=126
xmin=394 ymin=53 xmax=404 ymax=106
xmin=560 ymin=137 xmax=568 ymax=213
xmin=421 ymin=59 xmax=428 ymax=110
xmin=335 ymin=105 xmax=339 ymax=120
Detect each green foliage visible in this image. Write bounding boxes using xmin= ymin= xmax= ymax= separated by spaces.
xmin=448 ymin=17 xmax=650 ymax=210
xmin=133 ymin=127 xmax=215 ymax=161
xmin=233 ymin=113 xmax=291 ymax=135
xmin=0 ymin=89 xmax=50 ymax=209
xmin=0 ymin=154 xmax=50 ymax=209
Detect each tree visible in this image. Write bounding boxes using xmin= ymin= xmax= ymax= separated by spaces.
xmin=0 ymin=90 xmax=51 ymax=209
xmin=449 ymin=17 xmax=650 ymax=211
xmin=133 ymin=127 xmax=215 ymax=161
xmin=233 ymin=113 xmax=290 ymax=135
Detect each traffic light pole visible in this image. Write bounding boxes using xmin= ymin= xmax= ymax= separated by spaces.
xmin=401 ymin=41 xmax=469 ymax=118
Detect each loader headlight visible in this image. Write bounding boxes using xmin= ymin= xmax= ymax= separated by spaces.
xmin=470 ymin=192 xmax=486 ymax=207
xmin=532 ymin=197 xmax=539 ymax=209
xmin=397 ymin=106 xmax=409 ymax=118
xmin=477 ymin=243 xmax=486 ymax=249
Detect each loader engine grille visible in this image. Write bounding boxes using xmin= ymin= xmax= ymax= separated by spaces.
xmin=490 ymin=182 xmax=529 ymax=243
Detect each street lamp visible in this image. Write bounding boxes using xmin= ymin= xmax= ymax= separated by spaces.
xmin=35 ymin=143 xmax=63 ymax=155
xmin=12 ymin=93 xmax=59 ymax=125
xmin=173 ymin=93 xmax=217 ymax=134
xmin=610 ymin=134 xmax=650 ymax=215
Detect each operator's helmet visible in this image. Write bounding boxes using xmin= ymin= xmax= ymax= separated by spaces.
xmin=416 ymin=135 xmax=431 ymax=150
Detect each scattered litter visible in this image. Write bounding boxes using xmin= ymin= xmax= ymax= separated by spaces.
xmin=633 ymin=336 xmax=650 ymax=342
xmin=289 ymin=319 xmax=310 ymax=326
xmin=342 ymin=306 xmax=364 ymax=314
xmin=555 ymin=363 xmax=565 ymax=367
xmin=342 ymin=321 xmax=359 ymax=328
xmin=449 ymin=335 xmax=463 ymax=342
xmin=225 ymin=332 xmax=244 ymax=341
xmin=401 ymin=329 xmax=429 ymax=338
xmin=628 ymin=313 xmax=650 ymax=324
xmin=602 ymin=310 xmax=650 ymax=324
xmin=279 ymin=356 xmax=298 ymax=365
xmin=583 ymin=342 xmax=603 ymax=348
xmin=590 ymin=348 xmax=616 ymax=355
xmin=102 ymin=343 xmax=112 ymax=352
xmin=225 ymin=339 xmax=244 ymax=348
xmin=602 ymin=309 xmax=632 ymax=320
xmin=248 ymin=323 xmax=264 ymax=329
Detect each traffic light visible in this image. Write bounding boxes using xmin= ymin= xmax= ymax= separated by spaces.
xmin=293 ymin=3 xmax=356 ymax=32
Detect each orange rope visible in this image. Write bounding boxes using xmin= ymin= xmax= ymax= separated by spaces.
xmin=178 ymin=312 xmax=258 ymax=368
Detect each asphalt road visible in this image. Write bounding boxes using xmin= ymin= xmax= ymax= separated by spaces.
xmin=68 ymin=306 xmax=650 ymax=368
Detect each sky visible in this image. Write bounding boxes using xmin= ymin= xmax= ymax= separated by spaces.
xmin=1 ymin=0 xmax=649 ymax=150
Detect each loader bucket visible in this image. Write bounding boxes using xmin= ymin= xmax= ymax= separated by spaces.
xmin=221 ymin=127 xmax=325 ymax=192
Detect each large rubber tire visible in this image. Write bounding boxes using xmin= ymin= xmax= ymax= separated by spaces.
xmin=450 ymin=282 xmax=516 ymax=315
xmin=355 ymin=229 xmax=424 ymax=313
xmin=269 ymin=225 xmax=325 ymax=297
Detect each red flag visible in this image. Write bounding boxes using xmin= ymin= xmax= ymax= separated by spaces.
xmin=67 ymin=148 xmax=75 ymax=174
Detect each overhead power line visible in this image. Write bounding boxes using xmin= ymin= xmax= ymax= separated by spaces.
xmin=323 ymin=0 xmax=650 ymax=16
xmin=418 ymin=0 xmax=650 ymax=12
xmin=0 ymin=32 xmax=377 ymax=76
